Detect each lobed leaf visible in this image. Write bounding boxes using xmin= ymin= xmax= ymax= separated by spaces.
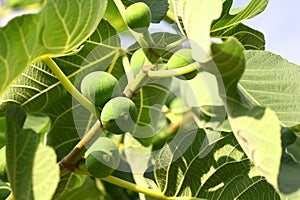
xmin=0 ymin=20 xmax=122 ymax=159
xmin=211 ymin=0 xmax=269 ymax=33
xmin=208 ymin=38 xmax=283 ymax=192
xmin=211 ymin=23 xmax=265 ymax=50
xmin=154 ymin=129 xmax=280 ymax=199
xmin=0 ymin=0 xmax=107 ymax=96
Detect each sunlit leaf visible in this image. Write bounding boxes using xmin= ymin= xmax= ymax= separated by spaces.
xmin=172 ymin=0 xmax=223 ymax=62
xmin=154 ymin=129 xmax=280 ymax=199
xmin=239 ymin=50 xmax=300 ymax=127
xmin=209 ymin=37 xmax=282 ymax=191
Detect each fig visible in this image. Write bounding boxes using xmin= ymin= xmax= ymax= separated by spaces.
xmin=80 ymin=71 xmax=119 ymax=109
xmin=124 ymin=2 xmax=151 ymax=33
xmin=101 ymin=97 xmax=138 ymax=134
xmin=167 ymin=49 xmax=198 ymax=80
xmin=85 ymin=137 xmax=120 ymax=178
xmin=130 ymin=48 xmax=151 ymax=74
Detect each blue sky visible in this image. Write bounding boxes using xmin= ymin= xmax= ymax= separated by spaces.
xmin=241 ymin=0 xmax=300 ymax=65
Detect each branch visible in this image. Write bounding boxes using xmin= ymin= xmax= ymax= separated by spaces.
xmin=147 ymin=62 xmax=201 ymax=78
xmin=41 ymin=57 xmax=99 ymax=116
xmin=58 ymin=120 xmax=102 ymax=170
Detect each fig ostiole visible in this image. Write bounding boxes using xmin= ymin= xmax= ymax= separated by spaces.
xmin=101 ymin=97 xmax=138 ymax=134
xmin=80 ymin=71 xmax=120 ymax=110
xmin=124 ymin=2 xmax=151 ymax=33
xmin=85 ymin=137 xmax=120 ymax=178
xmin=167 ymin=48 xmax=198 ymax=80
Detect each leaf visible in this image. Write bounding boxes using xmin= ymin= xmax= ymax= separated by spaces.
xmin=133 ymin=0 xmax=169 ymax=23
xmin=132 ymin=78 xmax=171 ymax=146
xmin=53 ymin=172 xmax=102 ymax=200
xmin=0 ymin=0 xmax=107 ymax=96
xmin=0 ymin=117 xmax=5 ymax=148
xmin=0 ymin=19 xmax=122 ymax=159
xmin=23 ymin=114 xmax=51 ymax=135
xmin=0 ymin=147 xmax=7 ymax=181
xmin=6 ymin=0 xmax=42 ymax=8
xmin=154 ymin=129 xmax=280 ymax=199
xmin=172 ymin=0 xmax=223 ymax=62
xmin=287 ymin=136 xmax=300 ymax=163
xmin=103 ymin=0 xmax=128 ymax=32
xmin=0 ymin=182 xmax=10 ymax=199
xmin=32 ymin=144 xmax=60 ymax=200
xmin=211 ymin=0 xmax=268 ymax=33
xmin=211 ymin=23 xmax=265 ymax=50
xmin=239 ymin=50 xmax=300 ymax=127
xmin=5 ymin=106 xmax=59 ymax=200
xmin=208 ymin=38 xmax=282 ymax=191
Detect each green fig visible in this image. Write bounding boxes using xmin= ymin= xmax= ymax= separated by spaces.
xmin=101 ymin=97 xmax=138 ymax=134
xmin=167 ymin=49 xmax=198 ymax=80
xmin=85 ymin=137 xmax=120 ymax=178
xmin=81 ymin=71 xmax=119 ymax=109
xmin=124 ymin=2 xmax=151 ymax=33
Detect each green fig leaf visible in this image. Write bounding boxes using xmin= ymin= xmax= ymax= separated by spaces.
xmin=172 ymin=0 xmax=223 ymax=62
xmin=154 ymin=129 xmax=280 ymax=199
xmin=211 ymin=23 xmax=265 ymax=50
xmin=5 ymin=106 xmax=59 ymax=200
xmin=208 ymin=37 xmax=283 ymax=191
xmin=0 ymin=0 xmax=107 ymax=96
xmin=239 ymin=50 xmax=300 ymax=127
xmin=211 ymin=0 xmax=268 ymax=33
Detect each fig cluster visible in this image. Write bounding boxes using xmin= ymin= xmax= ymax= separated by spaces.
xmin=81 ymin=71 xmax=137 ymax=135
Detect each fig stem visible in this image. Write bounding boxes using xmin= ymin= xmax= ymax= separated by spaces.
xmin=122 ymin=54 xmax=133 ymax=80
xmin=148 ymin=62 xmax=201 ymax=78
xmin=123 ymin=64 xmax=155 ymax=97
xmin=101 ymin=176 xmax=169 ymax=200
xmin=131 ymin=30 xmax=148 ymax=47
xmin=58 ymin=120 xmax=102 ymax=169
xmin=143 ymin=30 xmax=155 ymax=46
xmin=165 ymin=37 xmax=188 ymax=51
xmin=41 ymin=57 xmax=98 ymax=116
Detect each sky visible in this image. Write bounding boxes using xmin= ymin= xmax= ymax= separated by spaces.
xmin=239 ymin=0 xmax=300 ymax=65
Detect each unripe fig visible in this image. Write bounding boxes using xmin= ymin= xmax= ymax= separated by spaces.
xmin=85 ymin=137 xmax=120 ymax=178
xmin=124 ymin=2 xmax=151 ymax=33
xmin=101 ymin=97 xmax=138 ymax=134
xmin=130 ymin=48 xmax=151 ymax=75
xmin=81 ymin=71 xmax=119 ymax=109
xmin=167 ymin=49 xmax=198 ymax=80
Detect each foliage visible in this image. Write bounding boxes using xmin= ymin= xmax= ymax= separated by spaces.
xmin=0 ymin=0 xmax=299 ymax=199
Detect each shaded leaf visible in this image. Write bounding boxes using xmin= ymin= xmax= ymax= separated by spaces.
xmin=211 ymin=0 xmax=268 ymax=33
xmin=154 ymin=129 xmax=280 ymax=199
xmin=211 ymin=23 xmax=265 ymax=50
xmin=53 ymin=172 xmax=102 ymax=200
xmin=0 ymin=182 xmax=10 ymax=199
xmin=132 ymin=78 xmax=171 ymax=146
xmin=5 ymin=106 xmax=59 ymax=200
xmin=0 ymin=0 xmax=107 ymax=95
xmin=126 ymin=0 xmax=169 ymax=23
